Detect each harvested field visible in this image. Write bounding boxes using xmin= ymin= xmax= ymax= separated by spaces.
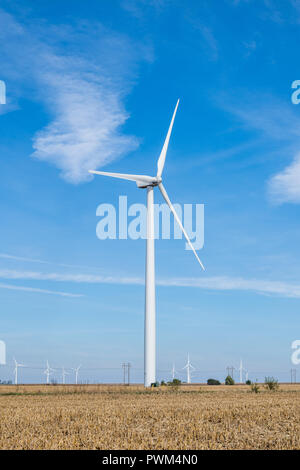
xmin=0 ymin=384 xmax=299 ymax=450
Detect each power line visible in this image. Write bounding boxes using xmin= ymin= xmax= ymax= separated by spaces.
xmin=226 ymin=366 xmax=235 ymax=379
xmin=291 ymin=369 xmax=297 ymax=384
xmin=122 ymin=363 xmax=131 ymax=385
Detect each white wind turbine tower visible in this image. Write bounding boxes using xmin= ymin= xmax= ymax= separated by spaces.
xmin=171 ymin=363 xmax=178 ymax=381
xmin=238 ymin=358 xmax=247 ymax=384
xmin=72 ymin=365 xmax=81 ymax=385
xmin=44 ymin=360 xmax=54 ymax=384
xmin=89 ymin=100 xmax=205 ymax=387
xmin=61 ymin=366 xmax=69 ymax=385
xmin=13 ymin=358 xmax=25 ymax=385
xmin=183 ymin=354 xmax=195 ymax=384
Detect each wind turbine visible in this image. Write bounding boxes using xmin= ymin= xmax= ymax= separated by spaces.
xmin=44 ymin=360 xmax=54 ymax=385
xmin=89 ymin=100 xmax=205 ymax=387
xmin=61 ymin=366 xmax=69 ymax=385
xmin=183 ymin=354 xmax=195 ymax=384
xmin=13 ymin=357 xmax=25 ymax=385
xmin=238 ymin=358 xmax=247 ymax=384
xmin=72 ymin=365 xmax=81 ymax=385
xmin=171 ymin=363 xmax=178 ymax=381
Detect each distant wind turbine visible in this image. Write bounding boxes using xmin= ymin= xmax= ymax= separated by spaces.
xmin=72 ymin=365 xmax=81 ymax=385
xmin=44 ymin=360 xmax=54 ymax=384
xmin=171 ymin=363 xmax=178 ymax=381
xmin=238 ymin=359 xmax=247 ymax=384
xmin=61 ymin=366 xmax=69 ymax=385
xmin=89 ymin=100 xmax=205 ymax=387
xmin=13 ymin=357 xmax=25 ymax=385
xmin=183 ymin=354 xmax=195 ymax=384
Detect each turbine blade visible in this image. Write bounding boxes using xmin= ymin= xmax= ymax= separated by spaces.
xmin=158 ymin=183 xmax=205 ymax=270
xmin=157 ymin=100 xmax=179 ymax=178
xmin=89 ymin=170 xmax=155 ymax=186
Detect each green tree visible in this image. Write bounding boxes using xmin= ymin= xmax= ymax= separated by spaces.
xmin=225 ymin=375 xmax=235 ymax=385
xmin=167 ymin=378 xmax=181 ymax=390
xmin=207 ymin=378 xmax=221 ymax=385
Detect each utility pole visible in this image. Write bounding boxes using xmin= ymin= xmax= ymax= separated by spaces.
xmin=291 ymin=369 xmax=297 ymax=384
xmin=122 ymin=363 xmax=131 ymax=385
xmin=122 ymin=363 xmax=126 ymax=385
xmin=127 ymin=362 xmax=131 ymax=386
xmin=226 ymin=366 xmax=235 ymax=379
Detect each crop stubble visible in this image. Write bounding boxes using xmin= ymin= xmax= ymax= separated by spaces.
xmin=0 ymin=384 xmax=299 ymax=450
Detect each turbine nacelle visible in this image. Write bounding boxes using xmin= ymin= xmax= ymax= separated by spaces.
xmin=136 ymin=176 xmax=162 ymax=188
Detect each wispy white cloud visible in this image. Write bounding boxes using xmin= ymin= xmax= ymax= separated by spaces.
xmin=31 ymin=50 xmax=140 ymax=183
xmin=0 ymin=10 xmax=150 ymax=183
xmin=221 ymin=93 xmax=300 ymax=141
xmin=219 ymin=92 xmax=300 ymax=204
xmin=121 ymin=0 xmax=168 ymax=17
xmin=196 ymin=24 xmax=218 ymax=61
xmin=1 ymin=268 xmax=300 ymax=299
xmin=264 ymin=0 xmax=300 ymax=23
xmin=158 ymin=276 xmax=300 ymax=298
xmin=268 ymin=153 xmax=300 ymax=203
xmin=187 ymin=17 xmax=219 ymax=61
xmin=0 ymin=252 xmax=104 ymax=270
xmin=229 ymin=0 xmax=251 ymax=4
xmin=0 ymin=253 xmax=56 ymax=265
xmin=230 ymin=0 xmax=300 ymax=23
xmin=0 ymin=282 xmax=82 ymax=298
xmin=243 ymin=39 xmax=257 ymax=57
xmin=186 ymin=140 xmax=260 ymax=169
xmin=0 ymin=269 xmax=144 ymax=285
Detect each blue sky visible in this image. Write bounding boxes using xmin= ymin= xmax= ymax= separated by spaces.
xmin=0 ymin=0 xmax=300 ymax=384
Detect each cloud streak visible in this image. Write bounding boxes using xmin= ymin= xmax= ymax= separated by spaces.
xmin=1 ymin=268 xmax=300 ymax=299
xmin=0 ymin=282 xmax=82 ymax=298
xmin=158 ymin=276 xmax=300 ymax=299
xmin=221 ymin=93 xmax=300 ymax=141
xmin=0 ymin=253 xmax=104 ymax=271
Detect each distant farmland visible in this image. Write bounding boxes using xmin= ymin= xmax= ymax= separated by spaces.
xmin=0 ymin=384 xmax=299 ymax=450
